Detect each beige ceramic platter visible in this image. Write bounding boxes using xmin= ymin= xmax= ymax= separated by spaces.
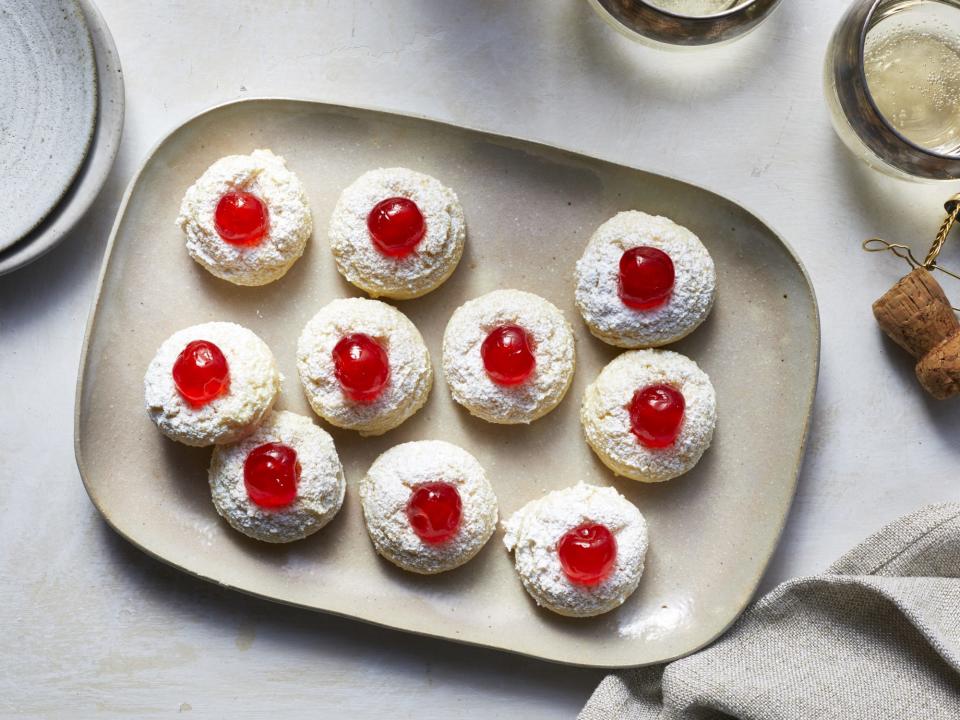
xmin=76 ymin=99 xmax=818 ymax=668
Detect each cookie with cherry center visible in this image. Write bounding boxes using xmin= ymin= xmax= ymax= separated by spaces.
xmin=296 ymin=297 xmax=432 ymax=436
xmin=329 ymin=167 xmax=466 ymax=300
xmin=575 ymin=211 xmax=716 ymax=348
xmin=359 ymin=440 xmax=498 ymax=574
xmin=581 ymin=349 xmax=716 ymax=483
xmin=442 ymin=289 xmax=576 ymax=424
xmin=144 ymin=321 xmax=282 ymax=447
xmin=176 ymin=149 xmax=312 ymax=286
xmin=208 ymin=411 xmax=345 ymax=543
xmin=503 ymin=483 xmax=649 ymax=617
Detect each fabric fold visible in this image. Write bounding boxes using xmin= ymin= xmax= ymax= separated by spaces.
xmin=580 ymin=504 xmax=960 ymax=720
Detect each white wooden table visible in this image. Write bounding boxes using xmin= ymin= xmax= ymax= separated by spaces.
xmin=2 ymin=1 xmax=958 ymax=716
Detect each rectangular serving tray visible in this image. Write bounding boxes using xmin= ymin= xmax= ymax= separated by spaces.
xmin=75 ymin=99 xmax=819 ymax=668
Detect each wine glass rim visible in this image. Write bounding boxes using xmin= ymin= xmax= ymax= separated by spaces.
xmin=633 ymin=0 xmax=761 ymax=20
xmin=857 ymin=0 xmax=960 ymax=162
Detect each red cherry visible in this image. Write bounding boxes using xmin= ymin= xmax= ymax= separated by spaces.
xmin=405 ymin=482 xmax=463 ymax=544
xmin=481 ymin=324 xmax=536 ymax=386
xmin=367 ymin=197 xmax=426 ymax=257
xmin=214 ymin=190 xmax=269 ymax=246
xmin=558 ymin=523 xmax=618 ymax=586
xmin=629 ymin=384 xmax=685 ymax=448
xmin=243 ymin=443 xmax=300 ymax=508
xmin=332 ymin=333 xmax=390 ymax=403
xmin=172 ymin=340 xmax=230 ymax=407
xmin=618 ymin=246 xmax=675 ymax=310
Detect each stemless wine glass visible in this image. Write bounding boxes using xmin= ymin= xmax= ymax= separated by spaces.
xmin=586 ymin=0 xmax=782 ymax=47
xmin=825 ymin=0 xmax=960 ymax=181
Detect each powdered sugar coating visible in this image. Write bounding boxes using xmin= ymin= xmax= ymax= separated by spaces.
xmin=208 ymin=411 xmax=345 ymax=543
xmin=177 ymin=149 xmax=312 ymax=286
xmin=581 ymin=349 xmax=716 ymax=483
xmin=359 ymin=440 xmax=498 ymax=574
xmin=144 ymin=322 xmax=282 ymax=447
xmin=442 ymin=289 xmax=576 ymax=424
xmin=329 ymin=167 xmax=465 ymax=299
xmin=503 ymin=483 xmax=648 ymax=617
xmin=575 ymin=211 xmax=716 ymax=347
xmin=296 ymin=298 xmax=432 ymax=436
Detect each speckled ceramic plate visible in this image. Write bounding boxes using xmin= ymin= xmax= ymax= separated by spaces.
xmin=75 ymin=99 xmax=819 ymax=668
xmin=0 ymin=0 xmax=124 ymax=276
xmin=0 ymin=0 xmax=97 ymax=251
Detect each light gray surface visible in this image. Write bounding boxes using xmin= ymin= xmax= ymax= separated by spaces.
xmin=0 ymin=0 xmax=124 ymax=276
xmin=1 ymin=0 xmax=958 ymax=717
xmin=0 ymin=0 xmax=96 ymax=251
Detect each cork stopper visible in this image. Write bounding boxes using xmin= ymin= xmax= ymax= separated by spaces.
xmin=865 ymin=193 xmax=960 ymax=399
xmin=872 ymin=269 xmax=960 ymax=399
xmin=872 ymin=267 xmax=959 ymax=358
xmin=916 ymin=332 xmax=960 ymax=400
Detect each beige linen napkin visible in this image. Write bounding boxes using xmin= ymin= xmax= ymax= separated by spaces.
xmin=580 ymin=503 xmax=960 ymax=720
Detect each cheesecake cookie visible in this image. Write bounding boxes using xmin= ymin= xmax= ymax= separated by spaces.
xmin=177 ymin=149 xmax=312 ymax=286
xmin=575 ymin=211 xmax=716 ymax=348
xmin=296 ymin=297 xmax=432 ymax=436
xmin=359 ymin=440 xmax=498 ymax=574
xmin=209 ymin=410 xmax=345 ymax=543
xmin=581 ymin=349 xmax=716 ymax=483
xmin=442 ymin=289 xmax=575 ymax=424
xmin=329 ymin=167 xmax=465 ymax=299
xmin=144 ymin=321 xmax=282 ymax=446
xmin=503 ymin=483 xmax=648 ymax=618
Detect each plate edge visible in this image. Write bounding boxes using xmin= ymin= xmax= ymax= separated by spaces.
xmin=0 ymin=0 xmax=124 ymax=276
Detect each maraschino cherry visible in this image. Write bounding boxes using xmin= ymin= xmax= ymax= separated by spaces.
xmin=332 ymin=333 xmax=390 ymax=402
xmin=172 ymin=340 xmax=229 ymax=407
xmin=629 ymin=384 xmax=685 ymax=448
xmin=367 ymin=197 xmax=426 ymax=257
xmin=618 ymin=246 xmax=675 ymax=310
xmin=558 ymin=523 xmax=617 ymax=586
xmin=406 ymin=482 xmax=462 ymax=544
xmin=244 ymin=443 xmax=300 ymax=508
xmin=481 ymin=324 xmax=536 ymax=386
xmin=214 ymin=190 xmax=269 ymax=246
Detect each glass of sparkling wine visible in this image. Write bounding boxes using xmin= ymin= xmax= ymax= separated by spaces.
xmin=826 ymin=0 xmax=960 ymax=181
xmin=587 ymin=0 xmax=782 ymax=47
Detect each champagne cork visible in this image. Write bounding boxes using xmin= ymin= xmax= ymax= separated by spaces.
xmin=916 ymin=333 xmax=960 ymax=400
xmin=865 ymin=193 xmax=960 ymax=400
xmin=872 ymin=268 xmax=958 ymax=358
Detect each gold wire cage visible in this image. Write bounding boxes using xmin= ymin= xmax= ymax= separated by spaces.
xmin=863 ymin=193 xmax=960 ymax=284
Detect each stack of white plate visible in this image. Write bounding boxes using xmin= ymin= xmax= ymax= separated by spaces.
xmin=0 ymin=0 xmax=124 ymax=276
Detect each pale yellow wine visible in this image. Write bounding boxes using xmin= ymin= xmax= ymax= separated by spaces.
xmin=646 ymin=0 xmax=743 ymax=16
xmin=864 ymin=1 xmax=960 ymax=155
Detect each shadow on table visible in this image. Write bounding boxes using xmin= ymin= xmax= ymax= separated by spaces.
xmin=98 ymin=520 xmax=607 ymax=700
xmin=560 ymin=0 xmax=792 ymax=104
xmin=0 ymin=153 xmax=126 ymax=336
xmin=833 ymin=134 xmax=945 ymax=249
